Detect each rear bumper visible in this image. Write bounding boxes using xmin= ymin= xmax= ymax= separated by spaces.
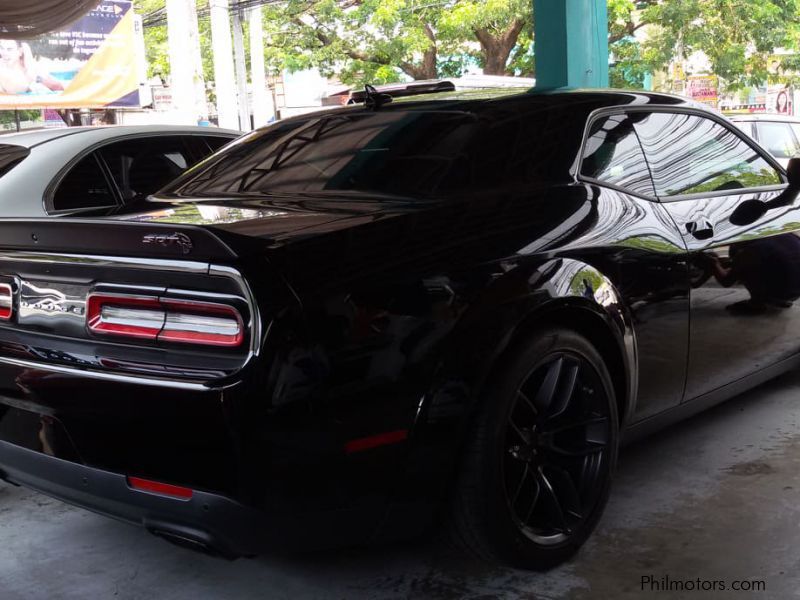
xmin=0 ymin=439 xmax=433 ymax=557
xmin=0 ymin=440 xmax=272 ymax=557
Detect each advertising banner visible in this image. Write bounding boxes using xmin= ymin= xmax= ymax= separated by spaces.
xmin=0 ymin=1 xmax=139 ymax=109
xmin=686 ymin=75 xmax=719 ymax=109
xmin=766 ymin=84 xmax=793 ymax=115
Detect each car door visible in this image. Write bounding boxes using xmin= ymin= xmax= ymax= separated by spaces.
xmin=633 ymin=109 xmax=800 ymax=401
xmin=579 ymin=112 xmax=690 ymax=421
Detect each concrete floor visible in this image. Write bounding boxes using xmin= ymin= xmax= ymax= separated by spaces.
xmin=4 ymin=373 xmax=800 ymax=600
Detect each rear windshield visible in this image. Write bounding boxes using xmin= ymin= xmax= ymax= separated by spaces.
xmin=158 ymin=101 xmax=587 ymax=200
xmin=0 ymin=144 xmax=29 ymax=179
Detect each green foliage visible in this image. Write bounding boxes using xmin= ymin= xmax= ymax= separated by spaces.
xmin=610 ymin=0 xmax=800 ymax=92
xmin=136 ymin=1 xmax=800 ymax=96
xmin=138 ymin=0 xmax=532 ymax=88
xmin=0 ymin=109 xmax=40 ymax=126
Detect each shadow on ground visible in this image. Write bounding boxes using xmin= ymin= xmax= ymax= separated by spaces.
xmin=4 ymin=371 xmax=800 ymax=599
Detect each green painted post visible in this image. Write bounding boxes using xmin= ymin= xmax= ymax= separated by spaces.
xmin=534 ymin=0 xmax=609 ymax=89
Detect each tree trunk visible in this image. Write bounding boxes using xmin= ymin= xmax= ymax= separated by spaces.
xmin=401 ymin=23 xmax=437 ymax=80
xmin=305 ymin=17 xmax=438 ymax=81
xmin=475 ymin=19 xmax=526 ymax=76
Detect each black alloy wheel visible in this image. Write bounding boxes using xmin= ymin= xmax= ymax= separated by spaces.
xmin=448 ymin=328 xmax=619 ymax=570
xmin=503 ymin=352 xmax=612 ymax=546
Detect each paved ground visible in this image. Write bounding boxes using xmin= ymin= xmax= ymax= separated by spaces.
xmin=4 ymin=372 xmax=800 ymax=599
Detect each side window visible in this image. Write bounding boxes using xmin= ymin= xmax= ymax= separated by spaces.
xmin=51 ymin=154 xmax=116 ymax=211
xmin=633 ymin=112 xmax=781 ymax=197
xmin=181 ymin=135 xmax=228 ymax=162
xmin=202 ymin=136 xmax=233 ymax=153
xmin=581 ymin=113 xmax=655 ymax=197
xmin=755 ymin=122 xmax=800 ymax=159
xmin=97 ymin=137 xmax=192 ymax=204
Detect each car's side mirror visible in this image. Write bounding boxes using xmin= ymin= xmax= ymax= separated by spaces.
xmin=730 ymin=157 xmax=800 ymax=226
xmin=730 ymin=199 xmax=767 ymax=226
xmin=787 ymin=157 xmax=800 ymax=188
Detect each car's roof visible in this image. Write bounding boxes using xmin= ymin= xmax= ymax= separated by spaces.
xmin=297 ymin=86 xmax=699 ymax=122
xmin=0 ymin=124 xmax=241 ymax=149
xmin=363 ymin=84 xmax=693 ymax=106
xmin=727 ymin=113 xmax=800 ymax=123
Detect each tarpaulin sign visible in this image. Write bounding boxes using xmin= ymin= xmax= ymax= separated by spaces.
xmin=0 ymin=1 xmax=139 ymax=108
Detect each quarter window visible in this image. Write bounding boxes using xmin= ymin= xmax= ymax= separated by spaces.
xmin=581 ymin=114 xmax=655 ymax=197
xmin=97 ymin=137 xmax=192 ymax=203
xmin=633 ymin=112 xmax=781 ymax=197
xmin=755 ymin=122 xmax=800 ymax=159
xmin=51 ymin=154 xmax=116 ymax=211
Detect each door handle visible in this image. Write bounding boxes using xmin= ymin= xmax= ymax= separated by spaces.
xmin=685 ymin=219 xmax=714 ymax=240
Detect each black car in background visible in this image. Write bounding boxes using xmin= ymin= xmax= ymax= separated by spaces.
xmin=0 ymin=87 xmax=798 ymax=569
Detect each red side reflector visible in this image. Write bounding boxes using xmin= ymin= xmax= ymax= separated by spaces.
xmin=344 ymin=429 xmax=409 ymax=454
xmin=0 ymin=283 xmax=13 ymax=321
xmin=127 ymin=476 xmax=194 ymax=500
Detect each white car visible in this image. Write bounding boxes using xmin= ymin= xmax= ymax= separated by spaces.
xmin=728 ymin=114 xmax=800 ymax=168
xmin=0 ymin=125 xmax=240 ymax=217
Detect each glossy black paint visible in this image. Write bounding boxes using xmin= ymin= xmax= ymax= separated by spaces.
xmin=0 ymin=89 xmax=797 ymax=554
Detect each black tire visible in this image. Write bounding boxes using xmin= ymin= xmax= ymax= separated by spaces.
xmin=448 ymin=327 xmax=619 ymax=570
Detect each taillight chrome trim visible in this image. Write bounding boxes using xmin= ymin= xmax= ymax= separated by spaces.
xmin=86 ymin=292 xmax=245 ymax=348
xmin=0 ymin=283 xmax=12 ymax=321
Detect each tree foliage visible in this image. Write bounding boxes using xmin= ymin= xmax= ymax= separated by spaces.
xmin=609 ymin=0 xmax=800 ymax=90
xmin=262 ymin=0 xmax=532 ymax=85
xmin=137 ymin=1 xmax=800 ymax=93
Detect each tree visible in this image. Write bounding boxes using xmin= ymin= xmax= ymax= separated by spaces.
xmin=437 ymin=0 xmax=531 ymax=76
xmin=0 ymin=109 xmax=40 ymax=128
xmin=262 ymin=0 xmax=532 ymax=85
xmin=608 ymin=0 xmax=800 ymax=91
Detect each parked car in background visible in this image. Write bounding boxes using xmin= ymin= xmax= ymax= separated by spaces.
xmin=728 ymin=113 xmax=800 ymax=167
xmin=0 ymin=125 xmax=239 ymax=216
xmin=1 ymin=87 xmax=799 ymax=570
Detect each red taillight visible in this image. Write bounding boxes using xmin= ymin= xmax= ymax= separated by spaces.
xmin=86 ymin=294 xmax=163 ymax=340
xmin=86 ymin=293 xmax=244 ymax=347
xmin=127 ymin=476 xmax=194 ymax=500
xmin=0 ymin=283 xmax=12 ymax=321
xmin=159 ymin=298 xmax=244 ymax=347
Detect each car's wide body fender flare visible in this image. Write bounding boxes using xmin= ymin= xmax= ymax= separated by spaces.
xmin=402 ymin=257 xmax=637 ymax=502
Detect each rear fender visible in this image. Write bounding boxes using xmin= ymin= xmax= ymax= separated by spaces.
xmin=401 ymin=258 xmax=636 ymax=506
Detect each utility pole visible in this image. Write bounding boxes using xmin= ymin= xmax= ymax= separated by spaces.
xmin=187 ymin=0 xmax=207 ymax=121
xmin=231 ymin=6 xmax=251 ymax=131
xmin=249 ymin=5 xmax=274 ymax=127
xmin=210 ymin=0 xmax=239 ymax=129
xmin=166 ymin=0 xmax=196 ymax=123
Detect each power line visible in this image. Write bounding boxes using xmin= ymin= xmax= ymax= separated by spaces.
xmin=141 ymin=0 xmax=454 ymax=28
xmin=142 ymin=0 xmax=301 ymax=28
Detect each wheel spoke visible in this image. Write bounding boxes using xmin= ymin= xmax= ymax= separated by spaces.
xmin=531 ymin=357 xmax=563 ymax=414
xmin=508 ymin=417 xmax=528 ymax=444
xmin=536 ymin=469 xmax=569 ymax=533
xmin=550 ymin=466 xmax=583 ymax=520
xmin=547 ymin=360 xmax=579 ymax=420
xmin=510 ymin=464 xmax=531 ymax=506
xmin=522 ymin=470 xmax=542 ymax=524
xmin=517 ymin=390 xmax=537 ymax=415
xmin=547 ymin=440 xmax=606 ymax=458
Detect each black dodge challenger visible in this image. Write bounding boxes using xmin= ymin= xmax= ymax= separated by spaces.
xmin=1 ymin=87 xmax=799 ymax=570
